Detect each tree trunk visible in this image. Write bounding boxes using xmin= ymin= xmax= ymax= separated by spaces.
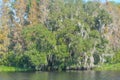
xmin=89 ymin=42 xmax=96 ymax=69
xmin=89 ymin=55 xmax=94 ymax=68
xmin=83 ymin=52 xmax=88 ymax=69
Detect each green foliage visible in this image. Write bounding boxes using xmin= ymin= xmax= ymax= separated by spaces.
xmin=89 ymin=30 xmax=100 ymax=38
xmin=1 ymin=52 xmax=21 ymax=67
xmin=24 ymin=50 xmax=47 ymax=69
xmin=95 ymin=63 xmax=120 ymax=71
xmin=95 ymin=9 xmax=112 ymax=31
xmin=22 ymin=24 xmax=56 ymax=51
xmin=0 ymin=0 xmax=116 ymax=71
xmin=0 ymin=66 xmax=30 ymax=72
xmin=112 ymin=51 xmax=120 ymax=63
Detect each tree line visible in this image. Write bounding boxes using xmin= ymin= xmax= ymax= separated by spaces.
xmin=0 ymin=0 xmax=120 ymax=71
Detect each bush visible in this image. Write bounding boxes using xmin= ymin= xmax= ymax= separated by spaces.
xmin=1 ymin=52 xmax=22 ymax=67
xmin=112 ymin=51 xmax=120 ymax=63
xmin=18 ymin=49 xmax=47 ymax=70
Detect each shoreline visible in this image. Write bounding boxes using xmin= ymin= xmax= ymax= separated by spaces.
xmin=94 ymin=63 xmax=120 ymax=71
xmin=1 ymin=63 xmax=120 ymax=72
xmin=0 ymin=66 xmax=32 ymax=72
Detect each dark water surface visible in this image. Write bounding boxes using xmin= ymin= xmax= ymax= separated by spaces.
xmin=0 ymin=71 xmax=120 ymax=80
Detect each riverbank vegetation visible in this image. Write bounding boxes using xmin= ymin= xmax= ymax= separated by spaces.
xmin=0 ymin=0 xmax=120 ymax=71
xmin=0 ymin=66 xmax=31 ymax=72
xmin=95 ymin=63 xmax=120 ymax=71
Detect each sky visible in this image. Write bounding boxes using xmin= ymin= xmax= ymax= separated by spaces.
xmin=0 ymin=0 xmax=120 ymax=8
xmin=0 ymin=0 xmax=2 ymax=5
xmin=0 ymin=0 xmax=120 ymax=3
xmin=102 ymin=0 xmax=120 ymax=3
xmin=85 ymin=0 xmax=120 ymax=3
xmin=109 ymin=0 xmax=120 ymax=3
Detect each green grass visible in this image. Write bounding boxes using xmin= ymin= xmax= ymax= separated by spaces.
xmin=1 ymin=63 xmax=120 ymax=72
xmin=95 ymin=63 xmax=120 ymax=71
xmin=0 ymin=66 xmax=31 ymax=72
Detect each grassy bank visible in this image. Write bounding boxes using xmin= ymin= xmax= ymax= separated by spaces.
xmin=1 ymin=63 xmax=120 ymax=72
xmin=0 ymin=66 xmax=31 ymax=72
xmin=95 ymin=63 xmax=120 ymax=71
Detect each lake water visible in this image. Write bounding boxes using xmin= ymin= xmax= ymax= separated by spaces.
xmin=0 ymin=71 xmax=120 ymax=80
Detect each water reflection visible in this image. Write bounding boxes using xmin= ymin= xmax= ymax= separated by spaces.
xmin=0 ymin=71 xmax=120 ymax=80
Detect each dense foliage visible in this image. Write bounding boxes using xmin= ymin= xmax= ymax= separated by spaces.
xmin=0 ymin=0 xmax=120 ymax=71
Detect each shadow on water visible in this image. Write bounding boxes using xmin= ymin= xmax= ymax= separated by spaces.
xmin=0 ymin=70 xmax=120 ymax=80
